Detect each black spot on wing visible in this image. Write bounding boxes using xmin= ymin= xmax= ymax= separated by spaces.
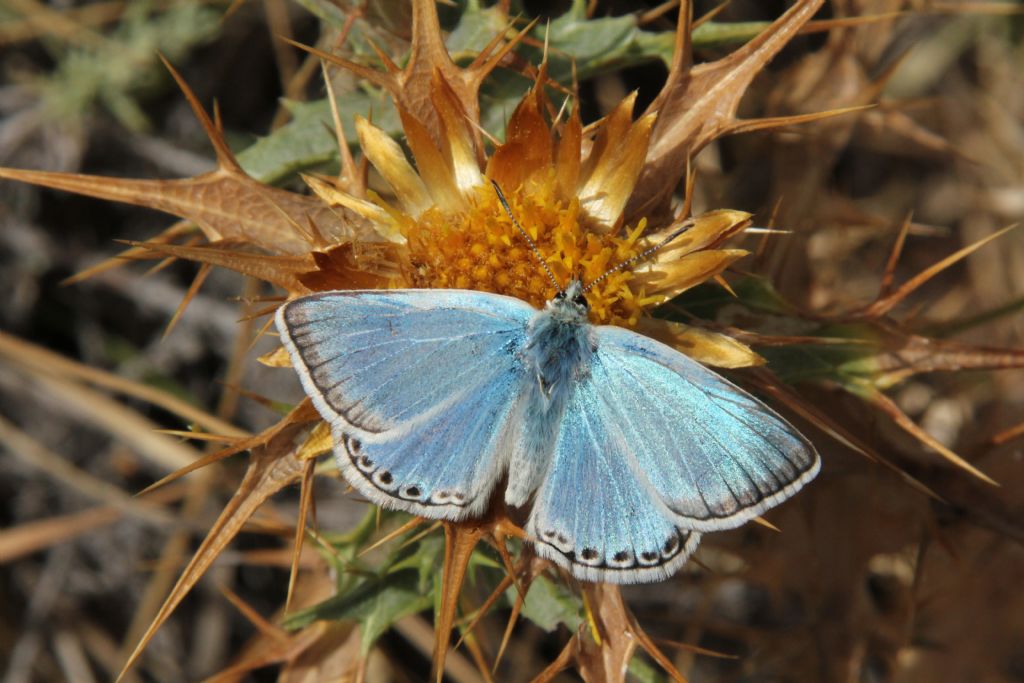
xmin=532 ymin=528 xmax=693 ymax=575
xmin=340 ymin=433 xmax=474 ymax=509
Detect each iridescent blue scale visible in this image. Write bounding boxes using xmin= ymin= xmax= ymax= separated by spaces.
xmin=276 ymin=279 xmax=819 ymax=584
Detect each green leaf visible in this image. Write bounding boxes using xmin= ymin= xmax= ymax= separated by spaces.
xmin=502 ymin=0 xmax=671 ymax=88
xmin=237 ymin=92 xmax=400 ymax=185
xmin=514 ymin=574 xmax=582 ymax=632
xmin=666 ymin=277 xmax=896 ymax=389
xmin=667 ymin=276 xmax=794 ymax=319
xmin=628 ymin=655 xmax=670 ymax=683
xmin=285 ymin=567 xmax=434 ymax=652
xmin=446 ymin=4 xmax=509 ymax=60
xmin=284 ymin=533 xmax=443 ymax=655
xmin=38 ymin=1 xmax=221 ymax=130
xmin=523 ymin=1 xmax=775 ymax=87
xmin=692 ymin=21 xmax=775 ymax=50
xmin=757 ymin=341 xmax=875 ymax=385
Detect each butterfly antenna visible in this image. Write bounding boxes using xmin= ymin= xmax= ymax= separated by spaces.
xmin=582 ymin=217 xmax=695 ymax=294
xmin=491 ymin=180 xmax=563 ymax=295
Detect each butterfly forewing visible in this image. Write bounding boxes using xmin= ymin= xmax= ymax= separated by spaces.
xmin=276 ymin=290 xmax=534 ymax=520
xmin=593 ymin=326 xmax=820 ymax=532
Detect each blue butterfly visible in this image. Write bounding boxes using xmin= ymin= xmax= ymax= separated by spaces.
xmin=275 ymin=188 xmax=819 ymax=584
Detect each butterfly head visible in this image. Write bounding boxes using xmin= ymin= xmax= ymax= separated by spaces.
xmin=547 ymin=279 xmax=589 ymax=322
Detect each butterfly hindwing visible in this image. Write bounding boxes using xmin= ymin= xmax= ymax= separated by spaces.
xmin=276 ymin=290 xmax=534 ymax=520
xmin=593 ymin=326 xmax=820 ymax=532
xmin=526 ymin=353 xmax=702 ymax=584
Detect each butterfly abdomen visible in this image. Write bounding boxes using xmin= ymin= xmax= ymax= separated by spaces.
xmin=505 ymin=302 xmax=597 ymax=508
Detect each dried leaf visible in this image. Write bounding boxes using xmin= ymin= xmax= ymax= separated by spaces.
xmin=859 ymin=387 xmax=997 ymax=486
xmin=297 ymin=243 xmax=400 ymax=291
xmin=124 ymin=240 xmax=314 ymax=293
xmin=257 ymin=346 xmax=291 ymax=368
xmin=629 ymin=0 xmax=826 ymax=222
xmin=860 ymin=224 xmax=1017 ymax=318
xmin=639 ymin=318 xmax=765 ymax=368
xmin=0 ymin=55 xmax=373 ymax=254
xmin=0 ymin=331 xmax=245 ymax=437
xmin=0 ymin=154 xmax=353 ymax=259
xmin=117 ymin=418 xmax=310 ymax=681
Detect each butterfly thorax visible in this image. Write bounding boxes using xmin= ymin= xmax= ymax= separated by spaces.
xmin=524 ymin=280 xmax=595 ymax=407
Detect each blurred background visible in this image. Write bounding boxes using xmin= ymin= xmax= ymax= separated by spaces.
xmin=1 ymin=1 xmax=1023 ymax=681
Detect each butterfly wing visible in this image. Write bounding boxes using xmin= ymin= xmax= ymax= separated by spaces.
xmin=526 ymin=324 xmax=818 ymax=583
xmin=526 ymin=353 xmax=702 ymax=584
xmin=276 ymin=289 xmax=535 ymax=520
xmin=592 ymin=326 xmax=820 ymax=532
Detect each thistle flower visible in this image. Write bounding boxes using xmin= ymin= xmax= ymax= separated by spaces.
xmin=4 ymin=2 xmax=1024 ymax=682
xmin=304 ymin=77 xmax=753 ymax=335
xmin=0 ymin=0 xmax=851 ymax=678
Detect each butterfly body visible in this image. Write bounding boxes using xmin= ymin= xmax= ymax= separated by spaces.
xmin=276 ymin=283 xmax=819 ymax=583
xmin=511 ymin=280 xmax=595 ymax=505
xmin=524 ymin=284 xmax=594 ymax=404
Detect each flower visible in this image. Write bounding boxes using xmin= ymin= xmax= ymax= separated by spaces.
xmin=302 ymin=72 xmax=753 ymax=332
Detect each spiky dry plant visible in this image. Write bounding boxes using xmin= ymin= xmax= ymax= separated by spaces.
xmin=2 ymin=1 xmax=1024 ymax=681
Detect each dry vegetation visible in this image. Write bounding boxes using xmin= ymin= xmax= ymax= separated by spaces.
xmin=1 ymin=1 xmax=1023 ymax=682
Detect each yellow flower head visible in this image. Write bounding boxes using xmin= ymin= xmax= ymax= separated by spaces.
xmin=308 ymin=64 xmax=751 ymax=330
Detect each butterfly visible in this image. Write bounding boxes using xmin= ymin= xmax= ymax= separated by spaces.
xmin=275 ymin=186 xmax=819 ymax=584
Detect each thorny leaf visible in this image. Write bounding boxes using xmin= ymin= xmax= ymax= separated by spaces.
xmin=674 ymin=270 xmax=1024 ymax=391
xmin=292 ymin=0 xmax=526 ymax=158
xmin=123 ymin=239 xmax=315 ymax=293
xmin=117 ymin=413 xmax=312 ymax=681
xmin=856 ymin=387 xmax=997 ymax=486
xmin=578 ymin=584 xmax=641 ymax=683
xmin=0 ymin=56 xmax=373 ymax=257
xmin=533 ymin=584 xmax=687 ymax=683
xmin=203 ymin=622 xmax=330 ymax=683
xmin=210 ymin=557 xmax=356 ymax=682
xmin=433 ymin=507 xmax=525 ymax=683
xmin=750 ymin=322 xmax=1024 ymax=390
xmin=139 ymin=401 xmax=317 ymax=496
xmin=858 ymin=224 xmax=1018 ymax=319
xmin=218 ymin=3 xmax=898 ymax=187
xmin=286 ymin=460 xmax=316 ymax=613
xmin=629 ymin=0 xmax=828 ymax=223
xmin=673 ymin=271 xmax=1023 ymax=486
xmin=0 ymin=140 xmax=348 ymax=256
